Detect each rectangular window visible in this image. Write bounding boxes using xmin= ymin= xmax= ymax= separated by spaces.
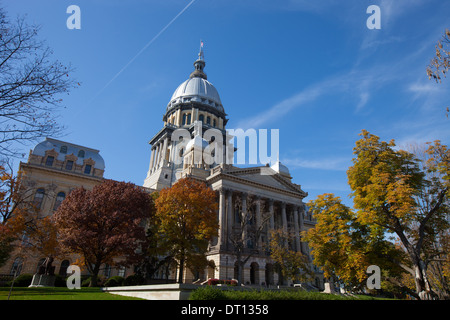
xmin=65 ymin=160 xmax=74 ymax=171
xmin=84 ymin=164 xmax=92 ymax=174
xmin=45 ymin=156 xmax=54 ymax=166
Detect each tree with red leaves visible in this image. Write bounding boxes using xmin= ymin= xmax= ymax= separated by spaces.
xmin=54 ymin=180 xmax=153 ymax=287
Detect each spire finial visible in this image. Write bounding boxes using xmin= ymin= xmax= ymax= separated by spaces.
xmin=198 ymin=40 xmax=204 ymax=60
xmin=190 ymin=40 xmax=207 ymax=79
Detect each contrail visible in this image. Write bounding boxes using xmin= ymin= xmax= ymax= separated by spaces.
xmin=88 ymin=0 xmax=197 ymax=104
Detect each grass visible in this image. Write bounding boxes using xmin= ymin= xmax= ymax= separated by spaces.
xmin=189 ymin=286 xmax=389 ymax=300
xmin=0 ymin=286 xmax=144 ymax=300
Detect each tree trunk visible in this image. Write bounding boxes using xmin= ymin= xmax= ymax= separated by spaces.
xmin=178 ymin=256 xmax=185 ymax=284
xmin=90 ymin=262 xmax=101 ymax=287
xmin=414 ymin=261 xmax=434 ymax=300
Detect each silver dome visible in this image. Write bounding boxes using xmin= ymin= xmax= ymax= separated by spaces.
xmin=32 ymin=137 xmax=105 ymax=170
xmin=167 ymin=77 xmax=224 ymax=113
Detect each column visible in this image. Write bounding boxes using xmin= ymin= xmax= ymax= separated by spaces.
xmin=281 ymin=202 xmax=288 ymax=248
xmin=218 ymin=188 xmax=226 ymax=247
xmin=161 ymin=138 xmax=168 ymax=166
xmin=149 ymin=147 xmax=155 ymax=174
xmin=293 ymin=206 xmax=301 ymax=252
xmin=241 ymin=193 xmax=247 ymax=246
xmin=226 ymin=190 xmax=233 ymax=248
xmin=269 ymin=200 xmax=274 ymax=231
xmin=255 ymin=196 xmax=262 ymax=248
xmin=299 ymin=204 xmax=306 ymax=254
xmin=281 ymin=202 xmax=287 ymax=234
xmin=154 ymin=143 xmax=161 ymax=169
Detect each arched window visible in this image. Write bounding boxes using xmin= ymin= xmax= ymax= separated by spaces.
xmin=33 ymin=188 xmax=45 ymax=209
xmin=10 ymin=257 xmax=23 ymax=276
xmin=187 ymin=113 xmax=191 ymax=125
xmin=206 ymin=116 xmax=211 ymax=125
xmin=213 ymin=119 xmax=217 ymax=127
xmin=53 ymin=191 xmax=66 ymax=211
xmin=199 ymin=114 xmax=204 ymax=123
xmin=59 ymin=260 xmax=70 ymax=276
xmin=78 ymin=150 xmax=85 ymax=158
xmin=182 ymin=114 xmax=187 ymax=125
xmin=36 ymin=258 xmax=46 ymax=273
xmin=60 ymin=145 xmax=68 ymax=154
xmin=118 ymin=266 xmax=126 ymax=277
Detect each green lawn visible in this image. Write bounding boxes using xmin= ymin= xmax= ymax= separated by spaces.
xmin=0 ymin=287 xmax=144 ymax=300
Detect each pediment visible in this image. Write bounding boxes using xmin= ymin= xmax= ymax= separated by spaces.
xmin=210 ymin=166 xmax=307 ymax=198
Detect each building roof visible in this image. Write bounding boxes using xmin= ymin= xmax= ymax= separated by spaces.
xmin=32 ymin=137 xmax=105 ymax=170
xmin=166 ymin=57 xmax=224 ymax=114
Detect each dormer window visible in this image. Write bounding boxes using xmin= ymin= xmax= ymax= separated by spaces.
xmin=65 ymin=160 xmax=74 ymax=171
xmin=78 ymin=150 xmax=85 ymax=158
xmin=45 ymin=156 xmax=54 ymax=167
xmin=84 ymin=164 xmax=92 ymax=174
xmin=60 ymin=145 xmax=68 ymax=154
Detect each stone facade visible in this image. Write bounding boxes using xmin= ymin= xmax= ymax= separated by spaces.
xmin=143 ymin=52 xmax=324 ymax=289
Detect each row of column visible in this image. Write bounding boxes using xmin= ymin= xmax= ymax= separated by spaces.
xmin=149 ymin=137 xmax=168 ymax=174
xmin=217 ymin=188 xmax=306 ymax=254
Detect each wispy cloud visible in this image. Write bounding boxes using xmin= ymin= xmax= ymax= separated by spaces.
xmin=235 ymin=63 xmax=396 ymax=129
xmin=283 ymin=156 xmax=351 ymax=171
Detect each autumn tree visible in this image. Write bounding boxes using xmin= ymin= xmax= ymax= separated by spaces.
xmin=304 ymin=193 xmax=406 ymax=292
xmin=269 ymin=229 xmax=312 ymax=284
xmin=0 ymin=7 xmax=76 ymax=158
xmin=154 ymin=178 xmax=218 ymax=284
xmin=0 ymin=162 xmax=45 ymax=266
xmin=54 ymin=180 xmax=153 ymax=287
xmin=427 ymin=28 xmax=450 ymax=117
xmin=346 ymin=130 xmax=449 ymax=299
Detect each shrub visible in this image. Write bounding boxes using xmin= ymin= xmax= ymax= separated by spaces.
xmin=104 ymin=276 xmax=125 ymax=287
xmin=123 ymin=274 xmax=145 ymax=286
xmin=206 ymin=279 xmax=237 ymax=286
xmin=189 ymin=286 xmax=227 ymax=300
xmin=81 ymin=275 xmax=106 ymax=287
xmin=6 ymin=273 xmax=33 ymax=287
xmin=54 ymin=274 xmax=67 ymax=287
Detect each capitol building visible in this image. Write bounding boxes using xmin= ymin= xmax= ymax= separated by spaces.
xmin=142 ymin=50 xmax=322 ymax=288
xmin=1 ymin=49 xmax=323 ymax=290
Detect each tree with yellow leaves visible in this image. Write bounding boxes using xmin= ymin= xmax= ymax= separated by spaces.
xmin=347 ymin=130 xmax=449 ymax=299
xmin=269 ymin=229 xmax=312 ymax=284
xmin=154 ymin=178 xmax=218 ymax=283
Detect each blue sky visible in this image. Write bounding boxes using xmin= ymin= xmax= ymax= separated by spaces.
xmin=4 ymin=0 xmax=450 ymax=206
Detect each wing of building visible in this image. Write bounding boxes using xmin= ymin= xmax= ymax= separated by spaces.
xmin=0 ymin=138 xmax=107 ymax=280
